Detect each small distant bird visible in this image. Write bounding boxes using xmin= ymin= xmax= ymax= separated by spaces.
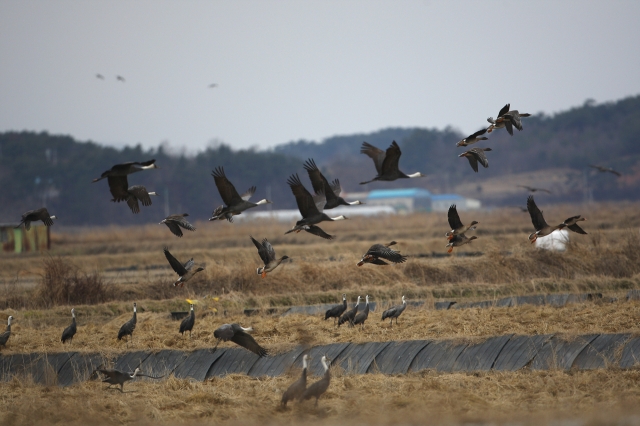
xmin=303 ymin=158 xmax=364 ymax=210
xmin=356 ymin=241 xmax=407 ymax=266
xmin=325 ymin=294 xmax=347 ymax=325
xmin=163 ymin=247 xmax=205 ymax=287
xmin=61 ymin=308 xmax=77 ymax=344
xmin=445 ymin=205 xmax=478 ymax=241
xmin=179 ymin=304 xmax=195 ymax=338
xmin=209 ymin=167 xmax=272 ymax=222
xmin=212 ymin=323 xmax=267 ymax=357
xmin=124 ymin=185 xmax=158 ymax=214
xmin=300 ymin=356 xmax=331 ymax=407
xmin=96 ymin=74 xmax=105 ymax=80
xmin=250 ymin=236 xmax=289 ymax=278
xmin=281 ymin=354 xmax=308 ymax=407
xmin=160 ymin=213 xmax=196 ymax=237
xmin=527 ymin=195 xmax=566 ymax=243
xmin=117 ymin=303 xmax=137 ymax=344
xmin=96 ymin=368 xmax=163 ymax=392
xmin=589 ymin=164 xmax=621 ymax=177
xmin=456 ymin=128 xmax=489 ymax=147
xmin=353 ymin=295 xmax=370 ymax=328
xmin=518 ymin=185 xmax=551 ymax=194
xmin=445 ymin=233 xmax=478 ymax=253
xmin=16 ymin=208 xmax=56 ymax=230
xmin=360 ymin=141 xmax=425 ymax=185
xmin=208 ymin=83 xmax=218 ymax=88
xmin=0 ymin=316 xmax=13 ymax=349
xmin=116 ymin=75 xmax=126 ymax=82
xmin=563 ymin=215 xmax=588 ymax=235
xmin=381 ymin=295 xmax=407 ymax=326
xmin=459 ymin=147 xmax=492 ymax=172
xmin=338 ymin=296 xmax=361 ymax=327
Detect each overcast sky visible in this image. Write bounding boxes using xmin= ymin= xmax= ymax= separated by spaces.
xmin=1 ymin=1 xmax=639 ymax=152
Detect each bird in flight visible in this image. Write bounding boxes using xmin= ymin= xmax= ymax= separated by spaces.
xmin=518 ymin=185 xmax=551 ymax=194
xmin=208 ymin=83 xmax=218 ymax=88
xmin=96 ymin=74 xmax=105 ymax=80
xmin=117 ymin=75 xmax=126 ymax=82
xmin=589 ymin=164 xmax=621 ymax=177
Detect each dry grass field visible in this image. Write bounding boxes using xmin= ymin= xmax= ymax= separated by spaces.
xmin=1 ymin=202 xmax=640 ymax=425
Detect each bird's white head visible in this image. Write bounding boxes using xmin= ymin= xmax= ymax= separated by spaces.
xmin=402 ymin=295 xmax=406 ymax=303
xmin=133 ymin=302 xmax=137 ymax=313
xmin=365 ymin=295 xmax=369 ymax=304
xmin=132 ymin=368 xmax=141 ymax=377
xmin=71 ymin=308 xmax=75 ymax=318
xmin=320 ymin=355 xmax=329 ymax=371
xmin=7 ymin=316 xmax=13 ymax=325
xmin=302 ymin=354 xmax=309 ymax=368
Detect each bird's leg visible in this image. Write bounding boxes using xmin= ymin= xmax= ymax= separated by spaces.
xmin=261 ymin=270 xmax=267 ymax=278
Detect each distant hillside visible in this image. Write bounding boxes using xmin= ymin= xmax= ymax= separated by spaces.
xmin=1 ymin=95 xmax=638 ymax=226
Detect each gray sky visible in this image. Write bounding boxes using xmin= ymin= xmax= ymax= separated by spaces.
xmin=1 ymin=1 xmax=639 ymax=152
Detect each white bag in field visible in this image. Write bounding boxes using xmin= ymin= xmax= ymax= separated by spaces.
xmin=535 ymin=229 xmax=569 ymax=251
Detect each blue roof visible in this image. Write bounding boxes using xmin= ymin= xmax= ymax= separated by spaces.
xmin=367 ymin=188 xmax=432 ymax=200
xmin=431 ymin=194 xmax=465 ymax=201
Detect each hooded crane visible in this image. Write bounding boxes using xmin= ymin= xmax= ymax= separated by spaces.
xmin=445 ymin=205 xmax=478 ymax=241
xmin=285 ymin=174 xmax=348 ymax=236
xmin=92 ymin=159 xmax=159 ymax=204
xmin=123 ymin=185 xmax=158 ymax=214
xmin=213 ymin=323 xmax=267 ymax=357
xmin=527 ymin=195 xmax=566 ymax=244
xmin=445 ymin=233 xmax=478 ymax=253
xmin=360 ymin=141 xmax=425 ymax=185
xmin=117 ymin=302 xmax=136 ymax=344
xmin=563 ymin=215 xmax=588 ymax=235
xmin=16 ymin=208 xmax=56 ymax=230
xmin=61 ymin=308 xmax=77 ymax=344
xmin=301 ymin=356 xmax=331 ymax=407
xmin=179 ymin=304 xmax=195 ymax=338
xmin=338 ymin=296 xmax=360 ymax=327
xmin=209 ymin=166 xmax=272 ymax=222
xmin=303 ymin=158 xmax=364 ymax=210
xmin=160 ymin=213 xmax=196 ymax=237
xmin=325 ymin=294 xmax=347 ymax=325
xmin=96 ymin=368 xmax=163 ymax=392
xmin=281 ymin=354 xmax=309 ymax=407
xmin=163 ymin=247 xmax=205 ymax=287
xmin=0 ymin=316 xmax=13 ymax=349
xmin=589 ymin=164 xmax=622 ymax=177
xmin=381 ymin=296 xmax=407 ymax=326
xmin=456 ymin=128 xmax=489 ymax=147
xmin=459 ymin=147 xmax=492 ymax=173
xmin=357 ymin=241 xmax=407 ymax=266
xmin=251 ymin=236 xmax=289 ymax=278
xmin=353 ymin=295 xmax=370 ymax=328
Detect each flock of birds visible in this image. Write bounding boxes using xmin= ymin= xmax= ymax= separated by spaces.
xmin=8 ymin=102 xmax=620 ymax=405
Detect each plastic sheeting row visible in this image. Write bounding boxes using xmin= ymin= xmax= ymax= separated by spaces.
xmin=3 ymin=333 xmax=640 ymax=387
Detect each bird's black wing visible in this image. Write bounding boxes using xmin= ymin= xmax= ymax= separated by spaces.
xmin=165 ymin=221 xmax=184 ymax=237
xmin=163 ymin=247 xmax=188 ymax=275
xmin=239 ymin=186 xmax=256 ymax=202
xmin=33 ymin=208 xmax=54 ymax=227
xmin=504 ymin=118 xmax=514 ymax=135
xmin=471 ymin=149 xmax=489 ymax=168
xmin=527 ymin=196 xmax=549 ymax=231
xmin=498 ymin=103 xmax=510 ymax=117
xmin=567 ymin=223 xmax=587 ymax=234
xmin=287 ymin=174 xmax=321 ymax=218
xmin=250 ymin=236 xmax=273 ymax=265
xmin=107 ymin=176 xmax=130 ymax=202
xmin=128 ymin=186 xmax=153 ymax=206
xmin=231 ymin=330 xmax=268 ymax=357
xmin=464 ymin=152 xmax=479 ymax=172
xmin=126 ymin=196 xmax=140 ymax=214
xmin=469 ymin=128 xmax=488 ymax=139
xmin=211 ymin=167 xmax=243 ymax=206
xmin=367 ymin=244 xmax=407 ymax=264
xmin=360 ymin=142 xmax=386 ymax=175
xmin=303 ymin=159 xmax=336 ymax=203
xmin=447 ymin=205 xmax=463 ymax=230
xmin=303 ymin=225 xmax=334 ymax=240
xmin=380 ymin=141 xmax=402 ymax=176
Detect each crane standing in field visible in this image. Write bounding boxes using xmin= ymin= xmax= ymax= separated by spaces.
xmin=281 ymin=354 xmax=309 ymax=407
xmin=0 ymin=316 xmax=13 ymax=349
xmin=179 ymin=304 xmax=195 ymax=338
xmin=325 ymin=294 xmax=347 ymax=325
xmin=61 ymin=308 xmax=77 ymax=344
xmin=117 ymin=303 xmax=137 ymax=345
xmin=381 ymin=296 xmax=407 ymax=327
xmin=301 ymin=356 xmax=331 ymax=407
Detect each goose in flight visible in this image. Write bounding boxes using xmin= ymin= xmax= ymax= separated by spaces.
xmin=526 ymin=195 xmax=566 ymax=243
xmin=359 ymin=141 xmax=424 ymax=185
xmin=456 ymin=128 xmax=489 ymax=147
xmin=459 ymin=148 xmax=492 ymax=172
xmin=487 ymin=104 xmax=531 ymax=135
xmin=123 ymin=185 xmax=158 ymax=214
xmin=163 ymin=247 xmax=205 ymax=287
xmin=303 ymin=158 xmax=364 ymax=210
xmin=356 ymin=241 xmax=407 ymax=266
xmin=562 ymin=215 xmax=588 ymax=235
xmin=160 ymin=214 xmax=196 ymax=237
xmin=209 ymin=167 xmax=271 ymax=222
xmin=285 ymin=174 xmax=348 ymax=236
xmin=445 ymin=205 xmax=478 ymax=241
xmin=16 ymin=208 xmax=56 ymax=230
xmin=250 ymin=236 xmax=290 ymax=278
xmin=445 ymin=233 xmax=478 ymax=253
xmin=212 ymin=323 xmax=267 ymax=357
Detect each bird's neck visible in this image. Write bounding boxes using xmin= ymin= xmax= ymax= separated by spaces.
xmin=255 ymin=199 xmax=271 ymax=205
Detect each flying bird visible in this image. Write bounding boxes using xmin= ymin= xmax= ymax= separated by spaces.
xmin=285 ymin=174 xmax=348 ymax=236
xmin=160 ymin=213 xmax=196 ymax=237
xmin=250 ymin=236 xmax=290 ymax=278
xmin=445 ymin=233 xmax=478 ymax=253
xmin=212 ymin=323 xmax=267 ymax=357
xmin=116 ymin=75 xmax=126 ymax=82
xmin=487 ymin=104 xmax=531 ymax=135
xmin=456 ymin=128 xmax=489 ymax=147
xmin=356 ymin=241 xmax=407 ymax=266
xmin=445 ymin=205 xmax=478 ymax=241
xmin=163 ymin=247 xmax=205 ymax=287
xmin=96 ymin=74 xmax=105 ymax=80
xmin=303 ymin=158 xmax=364 ymax=210
xmin=208 ymin=83 xmax=218 ymax=88
xmin=299 ymin=224 xmax=334 ymax=240
xmin=123 ymin=185 xmax=158 ymax=214
xmin=92 ymin=160 xmax=159 ymax=204
xmin=16 ymin=208 xmax=56 ymax=230
xmin=459 ymin=148 xmax=492 ymax=172
xmin=526 ymin=195 xmax=566 ymax=243
xmin=563 ymin=215 xmax=588 ymax=235
xmin=209 ymin=167 xmax=272 ymax=222
xmin=589 ymin=164 xmax=621 ymax=177
xmin=518 ymin=185 xmax=551 ymax=194
xmin=359 ymin=141 xmax=425 ymax=185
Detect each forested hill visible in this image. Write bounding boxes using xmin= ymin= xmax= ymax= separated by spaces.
xmin=1 ymin=95 xmax=639 ymax=226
